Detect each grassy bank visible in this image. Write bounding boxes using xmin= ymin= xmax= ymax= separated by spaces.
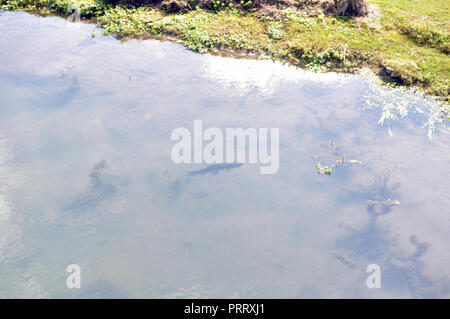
xmin=1 ymin=0 xmax=449 ymax=102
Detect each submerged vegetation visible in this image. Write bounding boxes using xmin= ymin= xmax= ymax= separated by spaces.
xmin=1 ymin=0 xmax=449 ymax=102
xmin=361 ymin=68 xmax=449 ymax=138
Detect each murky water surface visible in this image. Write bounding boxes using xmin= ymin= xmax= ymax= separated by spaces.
xmin=0 ymin=11 xmax=449 ymax=298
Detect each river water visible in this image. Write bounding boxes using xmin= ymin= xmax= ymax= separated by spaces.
xmin=0 ymin=11 xmax=449 ymax=298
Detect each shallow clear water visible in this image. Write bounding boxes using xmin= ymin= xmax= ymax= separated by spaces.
xmin=0 ymin=11 xmax=449 ymax=298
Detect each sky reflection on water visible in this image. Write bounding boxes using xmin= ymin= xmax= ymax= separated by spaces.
xmin=0 ymin=11 xmax=449 ymax=298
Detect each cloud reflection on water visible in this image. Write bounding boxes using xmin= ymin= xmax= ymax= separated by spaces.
xmin=0 ymin=11 xmax=449 ymax=298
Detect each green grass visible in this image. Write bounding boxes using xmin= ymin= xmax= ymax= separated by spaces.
xmin=1 ymin=0 xmax=449 ymax=101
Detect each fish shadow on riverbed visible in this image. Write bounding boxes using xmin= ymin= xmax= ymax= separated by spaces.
xmin=61 ymin=160 xmax=116 ymax=214
xmin=162 ymin=164 xmax=243 ymax=202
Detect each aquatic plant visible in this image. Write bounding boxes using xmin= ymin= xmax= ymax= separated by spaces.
xmin=362 ymin=68 xmax=449 ymax=138
xmin=315 ymin=158 xmax=362 ymax=176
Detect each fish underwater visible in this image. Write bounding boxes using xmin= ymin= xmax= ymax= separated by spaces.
xmin=187 ymin=163 xmax=243 ymax=176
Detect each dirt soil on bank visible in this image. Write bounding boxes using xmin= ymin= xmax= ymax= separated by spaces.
xmin=110 ymin=0 xmax=372 ymax=18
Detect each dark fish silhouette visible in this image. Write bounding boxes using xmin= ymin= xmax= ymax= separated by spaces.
xmin=187 ymin=163 xmax=243 ymax=176
xmin=62 ymin=160 xmax=116 ymax=214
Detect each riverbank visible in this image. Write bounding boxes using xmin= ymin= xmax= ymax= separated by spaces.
xmin=1 ymin=0 xmax=449 ymax=102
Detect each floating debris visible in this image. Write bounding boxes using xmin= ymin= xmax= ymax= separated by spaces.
xmin=331 ymin=249 xmax=355 ymax=268
xmin=315 ymin=157 xmax=362 ymax=176
xmin=316 ymin=162 xmax=332 ymax=175
xmin=314 ymin=140 xmax=361 ymax=176
xmin=367 ymin=198 xmax=400 ymax=215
